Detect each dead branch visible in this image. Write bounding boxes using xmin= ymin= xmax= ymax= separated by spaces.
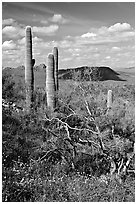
xmin=77 ymin=84 xmax=106 ymax=152
xmin=118 ymin=158 xmax=124 ymax=175
xmin=78 ymin=85 xmax=92 ymax=117
xmin=58 ymin=99 xmax=76 ymax=114
xmin=43 ymin=117 xmax=99 ymax=135
xmin=42 ymin=117 xmax=101 ymax=149
xmin=122 ymin=152 xmax=135 ymax=175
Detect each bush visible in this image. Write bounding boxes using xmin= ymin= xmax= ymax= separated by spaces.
xmin=2 ymin=76 xmax=135 ymax=201
xmin=2 ymin=71 xmax=25 ymax=103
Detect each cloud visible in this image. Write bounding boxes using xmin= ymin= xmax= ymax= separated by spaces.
xmin=2 ymin=25 xmax=24 ymax=38
xmin=93 ymin=53 xmax=100 ymax=58
xmin=49 ymin=14 xmax=69 ymax=24
xmin=2 ymin=20 xmax=59 ymax=39
xmin=61 ymin=57 xmax=73 ymax=62
xmin=2 ymin=18 xmax=26 ymax=38
xmin=2 ymin=40 xmax=16 ymax=50
xmin=81 ymin=32 xmax=96 ymax=38
xmin=105 ymin=56 xmax=111 ymax=59
xmin=18 ymin=37 xmax=25 ymax=45
xmin=97 ymin=23 xmax=132 ymax=36
xmin=111 ymin=46 xmax=121 ymax=51
xmin=59 ymin=40 xmax=73 ymax=48
xmin=2 ymin=18 xmax=135 ymax=69
xmin=2 ymin=18 xmax=59 ymax=40
xmin=33 ymin=36 xmax=43 ymax=43
xmin=108 ymin=23 xmax=131 ymax=32
xmin=40 ymin=19 xmax=48 ymax=24
xmin=3 ymin=26 xmax=17 ymax=34
xmin=2 ymin=18 xmax=16 ymax=26
xmin=18 ymin=36 xmax=43 ymax=45
xmin=72 ymin=22 xmax=135 ymax=46
xmin=32 ymin=25 xmax=59 ymax=35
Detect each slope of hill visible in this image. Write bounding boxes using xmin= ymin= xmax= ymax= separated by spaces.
xmin=114 ymin=67 xmax=135 ymax=83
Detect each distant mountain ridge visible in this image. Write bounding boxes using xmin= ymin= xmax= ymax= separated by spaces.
xmin=2 ymin=65 xmax=128 ymax=89
xmin=58 ymin=66 xmax=124 ymax=81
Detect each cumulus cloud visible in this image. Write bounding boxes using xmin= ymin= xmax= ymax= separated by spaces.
xmin=56 ymin=22 xmax=134 ymax=68
xmin=32 ymin=25 xmax=59 ymax=35
xmin=81 ymin=32 xmax=96 ymax=38
xmin=49 ymin=14 xmax=69 ymax=24
xmin=3 ymin=26 xmax=17 ymax=34
xmin=2 ymin=22 xmax=59 ymax=39
xmin=73 ymin=22 xmax=135 ymax=46
xmin=98 ymin=23 xmax=134 ymax=38
xmin=2 ymin=18 xmax=16 ymax=26
xmin=2 ymin=25 xmax=24 ymax=38
xmin=2 ymin=18 xmax=135 ymax=69
xmin=2 ymin=40 xmax=16 ymax=50
xmin=2 ymin=18 xmax=25 ymax=39
xmin=111 ymin=46 xmax=121 ymax=51
xmin=108 ymin=23 xmax=131 ymax=32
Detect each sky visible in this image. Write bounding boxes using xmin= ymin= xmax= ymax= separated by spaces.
xmin=2 ymin=2 xmax=135 ymax=69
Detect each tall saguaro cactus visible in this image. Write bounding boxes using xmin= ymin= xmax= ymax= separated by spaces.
xmin=107 ymin=90 xmax=113 ymax=110
xmin=46 ymin=54 xmax=56 ymax=110
xmin=25 ymin=26 xmax=34 ymax=112
xmin=53 ymin=47 xmax=59 ymax=91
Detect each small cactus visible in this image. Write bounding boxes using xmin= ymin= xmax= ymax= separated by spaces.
xmin=25 ymin=26 xmax=34 ymax=112
xmin=46 ymin=54 xmax=56 ymax=110
xmin=107 ymin=90 xmax=113 ymax=109
xmin=53 ymin=47 xmax=59 ymax=91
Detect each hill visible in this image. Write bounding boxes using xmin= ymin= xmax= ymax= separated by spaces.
xmin=2 ymin=65 xmax=135 ymax=89
xmin=58 ymin=66 xmax=124 ymax=81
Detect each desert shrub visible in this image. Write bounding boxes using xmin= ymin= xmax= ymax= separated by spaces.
xmin=2 ymin=71 xmax=25 ymax=103
xmin=2 ymin=74 xmax=135 ymax=201
xmin=33 ymin=87 xmax=47 ymax=113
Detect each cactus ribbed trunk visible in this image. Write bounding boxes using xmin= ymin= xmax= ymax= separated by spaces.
xmin=53 ymin=47 xmax=59 ymax=91
xmin=25 ymin=26 xmax=34 ymax=112
xmin=107 ymin=90 xmax=113 ymax=109
xmin=46 ymin=54 xmax=56 ymax=110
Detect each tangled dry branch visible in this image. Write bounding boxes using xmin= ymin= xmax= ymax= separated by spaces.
xmin=40 ymin=87 xmax=134 ymax=179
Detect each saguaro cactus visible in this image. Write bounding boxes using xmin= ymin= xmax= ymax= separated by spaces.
xmin=107 ymin=90 xmax=113 ymax=109
xmin=53 ymin=47 xmax=59 ymax=91
xmin=46 ymin=54 xmax=56 ymax=110
xmin=25 ymin=26 xmax=34 ymax=112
